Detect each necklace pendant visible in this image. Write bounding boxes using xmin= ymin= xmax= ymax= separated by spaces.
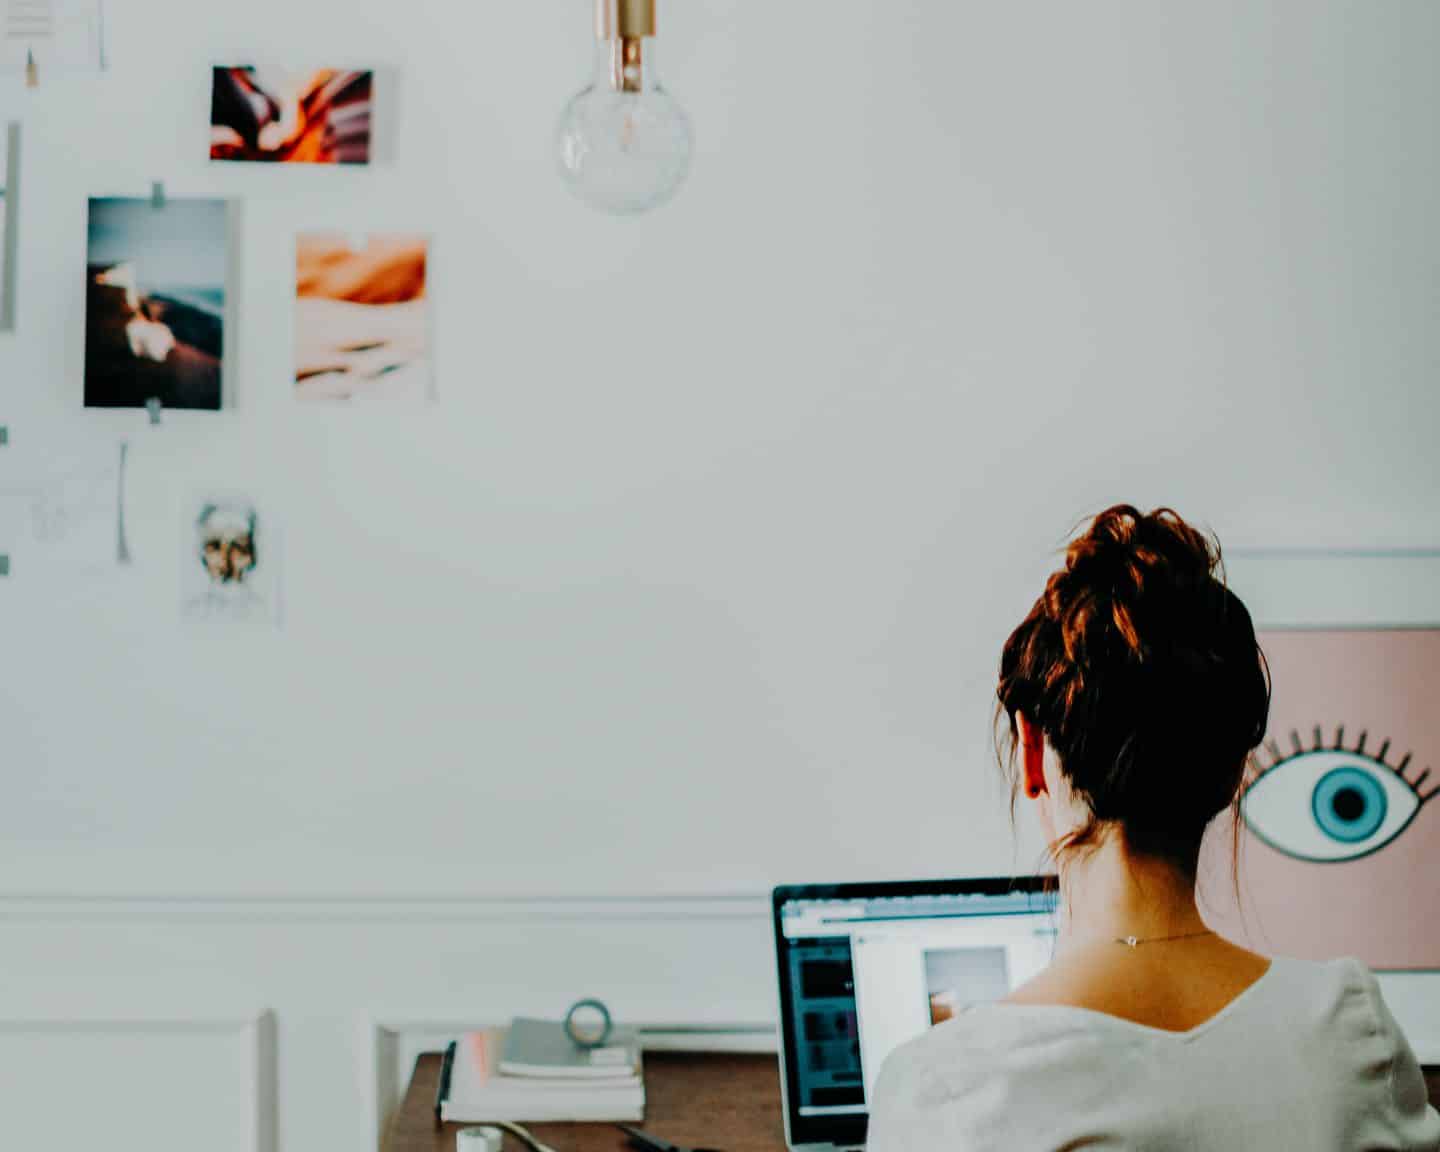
xmin=1122 ymin=935 xmax=1139 ymax=948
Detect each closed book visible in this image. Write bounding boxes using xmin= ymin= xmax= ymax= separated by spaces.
xmin=441 ymin=1029 xmax=645 ymax=1124
xmin=500 ymin=1017 xmax=641 ymax=1079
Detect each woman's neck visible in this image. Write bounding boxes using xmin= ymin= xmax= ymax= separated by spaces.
xmin=1055 ymin=834 xmax=1207 ymax=950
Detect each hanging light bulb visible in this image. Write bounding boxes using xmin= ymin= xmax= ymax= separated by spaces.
xmin=556 ymin=0 xmax=692 ymax=215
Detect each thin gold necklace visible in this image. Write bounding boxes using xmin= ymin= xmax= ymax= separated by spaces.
xmin=1115 ymin=928 xmax=1215 ymax=948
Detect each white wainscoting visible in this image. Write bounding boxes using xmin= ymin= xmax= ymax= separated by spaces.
xmin=0 ymin=896 xmax=778 ymax=1151
xmin=1 ymin=897 xmax=1433 ymax=1152
xmin=0 ymin=1012 xmax=276 ymax=1152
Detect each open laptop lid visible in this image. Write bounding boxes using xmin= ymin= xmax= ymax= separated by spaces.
xmin=772 ymin=876 xmax=1057 ymax=1149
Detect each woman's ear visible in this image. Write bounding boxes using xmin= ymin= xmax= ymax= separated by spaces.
xmin=1017 ymin=713 xmax=1047 ymax=800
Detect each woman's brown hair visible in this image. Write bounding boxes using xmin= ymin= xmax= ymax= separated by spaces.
xmin=996 ymin=505 xmax=1270 ymax=872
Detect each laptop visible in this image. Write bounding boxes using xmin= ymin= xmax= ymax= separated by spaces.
xmin=772 ymin=876 xmax=1058 ymax=1150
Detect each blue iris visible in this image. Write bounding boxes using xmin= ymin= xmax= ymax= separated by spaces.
xmin=1311 ymin=765 xmax=1387 ymax=844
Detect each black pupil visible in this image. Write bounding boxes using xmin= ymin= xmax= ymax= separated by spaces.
xmin=1331 ymin=786 xmax=1366 ymax=823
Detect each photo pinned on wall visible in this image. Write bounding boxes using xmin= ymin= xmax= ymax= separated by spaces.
xmin=182 ymin=495 xmax=280 ymax=628
xmin=85 ymin=196 xmax=229 ymax=411
xmin=0 ymin=0 xmax=108 ymax=84
xmin=294 ymin=232 xmax=431 ymax=402
xmin=0 ymin=122 xmax=18 ymax=330
xmin=0 ymin=434 xmax=128 ymax=572
xmin=1201 ymin=628 xmax=1440 ymax=970
xmin=210 ymin=67 xmax=372 ymax=164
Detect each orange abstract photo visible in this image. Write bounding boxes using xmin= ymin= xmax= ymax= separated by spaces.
xmin=294 ymin=233 xmax=430 ymax=402
xmin=210 ymin=67 xmax=371 ymax=164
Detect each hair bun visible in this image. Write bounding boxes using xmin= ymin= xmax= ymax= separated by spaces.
xmin=1047 ymin=505 xmax=1223 ymax=666
xmin=998 ymin=504 xmax=1271 ymax=868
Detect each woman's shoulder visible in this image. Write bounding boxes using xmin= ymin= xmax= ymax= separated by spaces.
xmin=874 ymin=999 xmax=1125 ymax=1108
xmin=868 ymin=1012 xmax=1017 ymax=1137
xmin=1284 ymin=956 xmax=1440 ymax=1147
xmin=1261 ymin=954 xmax=1398 ymax=1040
xmin=867 ymin=1003 xmax=1148 ymax=1150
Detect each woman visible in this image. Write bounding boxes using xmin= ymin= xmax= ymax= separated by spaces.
xmin=869 ymin=506 xmax=1439 ymax=1151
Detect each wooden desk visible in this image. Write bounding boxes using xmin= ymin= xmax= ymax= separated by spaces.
xmin=386 ymin=1051 xmax=787 ymax=1152
xmin=386 ymin=1052 xmax=1440 ymax=1152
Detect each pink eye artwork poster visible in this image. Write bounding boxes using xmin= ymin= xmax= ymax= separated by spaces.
xmin=1200 ymin=628 xmax=1440 ymax=971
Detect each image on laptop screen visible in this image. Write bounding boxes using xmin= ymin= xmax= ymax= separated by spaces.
xmin=772 ymin=878 xmax=1057 ymax=1148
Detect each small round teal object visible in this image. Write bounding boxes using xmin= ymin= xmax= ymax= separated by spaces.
xmin=564 ymin=998 xmax=612 ymax=1049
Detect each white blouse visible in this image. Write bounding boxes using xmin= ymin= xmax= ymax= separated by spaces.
xmin=869 ymin=956 xmax=1439 ymax=1152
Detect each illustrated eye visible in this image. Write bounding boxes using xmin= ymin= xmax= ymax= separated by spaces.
xmin=1241 ymin=727 xmax=1434 ymax=863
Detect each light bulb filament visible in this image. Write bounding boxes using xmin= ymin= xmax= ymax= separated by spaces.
xmin=612 ymin=36 xmax=644 ymax=93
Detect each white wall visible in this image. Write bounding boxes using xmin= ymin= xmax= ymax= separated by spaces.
xmin=0 ymin=1 xmax=1437 ymax=1148
xmin=1 ymin=0 xmax=1437 ymax=897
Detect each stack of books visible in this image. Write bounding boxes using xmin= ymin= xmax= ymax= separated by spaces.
xmin=440 ymin=1017 xmax=645 ymax=1123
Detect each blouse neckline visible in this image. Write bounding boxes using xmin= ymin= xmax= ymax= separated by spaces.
xmin=972 ymin=955 xmax=1283 ymax=1042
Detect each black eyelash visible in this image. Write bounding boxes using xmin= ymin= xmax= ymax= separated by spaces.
xmin=1251 ymin=725 xmax=1437 ymax=805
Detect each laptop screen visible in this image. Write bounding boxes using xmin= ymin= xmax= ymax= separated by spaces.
xmin=772 ymin=877 xmax=1057 ymax=1147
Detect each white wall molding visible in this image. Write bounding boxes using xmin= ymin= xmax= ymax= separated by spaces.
xmin=1 ymin=902 xmax=781 ymax=1149
xmin=0 ymin=1011 xmax=277 ymax=1152
xmin=0 ymin=892 xmax=771 ymax=923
